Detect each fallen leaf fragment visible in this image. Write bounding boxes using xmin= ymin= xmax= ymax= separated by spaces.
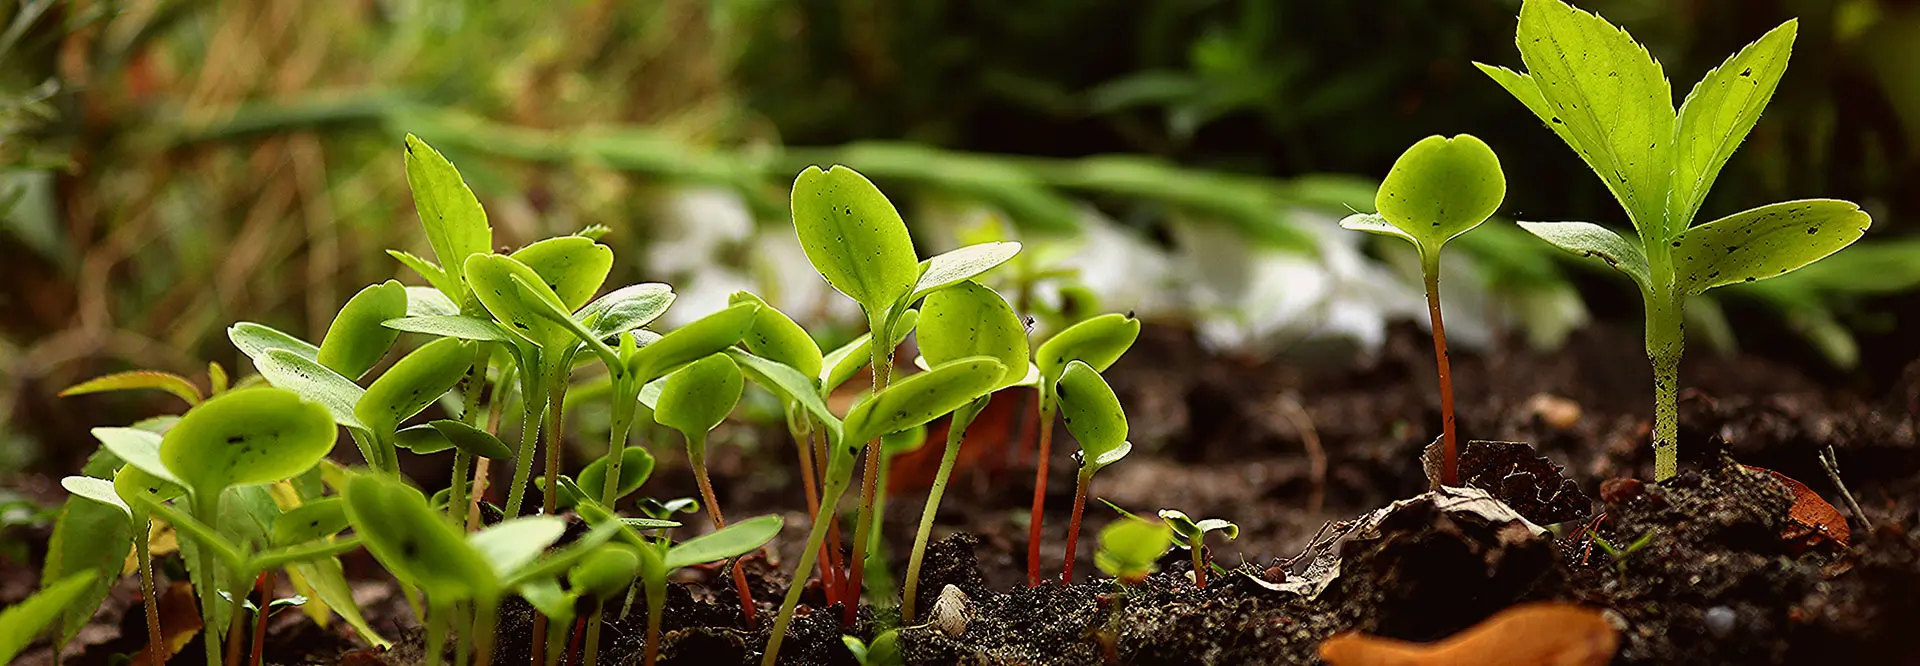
xmin=1319 ymin=602 xmax=1617 ymax=666
xmin=1744 ymin=465 xmax=1849 ymax=551
xmin=130 ymin=582 xmax=202 ymax=666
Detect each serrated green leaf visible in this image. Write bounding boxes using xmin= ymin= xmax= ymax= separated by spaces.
xmin=1036 ymin=313 xmax=1141 ymax=387
xmin=1474 ymin=64 xmax=1576 ymax=149
xmin=664 ymin=515 xmax=782 ymax=570
xmin=318 ymin=281 xmax=408 ymax=379
xmin=59 ymin=371 xmax=201 ymax=406
xmin=844 ymin=357 xmax=1006 ymax=446
xmin=731 ymin=291 xmax=822 ymax=380
xmin=1672 ymin=199 xmax=1871 ymax=295
xmin=1517 ymin=220 xmax=1652 ymax=291
xmin=387 ymin=249 xmax=458 ymax=301
xmin=656 ymin=354 xmax=743 ymax=437
xmin=1372 ymin=134 xmax=1505 ymax=252
xmin=403 ymin=134 xmax=492 ymax=294
xmin=790 ymin=165 xmax=920 ymax=313
xmin=1671 ymin=21 xmax=1796 ymax=228
xmin=162 ymin=388 xmax=336 ymax=494
xmin=910 ymin=241 xmax=1023 ymax=303
xmin=253 ymin=348 xmax=367 ymax=431
xmin=230 ymin=322 xmax=320 ymax=363
xmin=355 ymin=337 xmax=471 ymax=437
xmin=1056 ymin=361 xmax=1128 ymax=469
xmin=1512 ymin=0 xmax=1675 ymax=236
xmin=40 ymin=495 xmax=127 ymax=647
xmin=384 ymin=315 xmax=509 ymax=342
xmin=919 ymin=280 xmax=1027 ymax=390
xmin=0 ymin=572 xmax=98 ymax=663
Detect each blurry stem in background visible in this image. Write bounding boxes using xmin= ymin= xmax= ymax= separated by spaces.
xmin=1026 ymin=398 xmax=1059 ymax=586
xmin=814 ymin=418 xmax=846 ymax=604
xmin=790 ymin=413 xmax=841 ymax=609
xmin=136 ymin=512 xmax=166 ymax=664
xmin=685 ymin=430 xmax=759 ymax=625
xmin=1421 ymin=255 xmax=1458 ymax=487
xmin=902 ymin=398 xmax=984 ymax=621
xmin=844 ymin=320 xmax=895 ymax=627
xmin=530 ymin=382 xmax=570 ymax=666
xmin=222 ymin=569 xmax=247 ymax=666
xmin=249 ymin=572 xmax=271 ymax=666
xmin=470 ymin=361 xmax=516 ymax=531
xmin=448 ymin=343 xmax=492 ymax=521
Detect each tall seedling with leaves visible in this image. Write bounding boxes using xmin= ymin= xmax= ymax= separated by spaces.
xmin=1340 ymin=134 xmax=1506 ymax=486
xmin=1055 ymin=360 xmax=1133 ymax=583
xmin=1477 ymin=0 xmax=1870 ymax=480
xmin=1028 ymin=313 xmax=1140 ymax=585
xmin=789 ymin=165 xmax=1020 ymax=623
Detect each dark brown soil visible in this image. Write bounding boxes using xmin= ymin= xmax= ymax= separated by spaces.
xmin=8 ymin=322 xmax=1919 ymax=665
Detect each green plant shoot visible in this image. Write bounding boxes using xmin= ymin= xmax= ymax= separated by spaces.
xmin=1029 ymin=312 xmax=1140 ymax=586
xmin=1157 ymin=510 xmax=1238 ymax=588
xmin=1339 ymin=134 xmax=1506 ymax=487
xmin=1094 ymin=517 xmax=1173 ymax=586
xmin=1055 ymin=360 xmax=1132 ymax=584
xmin=653 ymin=353 xmax=760 ymax=624
xmin=1477 ymin=0 xmax=1869 ymax=480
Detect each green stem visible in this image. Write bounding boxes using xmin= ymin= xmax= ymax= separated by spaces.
xmin=426 ymin=601 xmax=450 ymax=666
xmin=1420 ymin=254 xmax=1458 ymax=487
xmin=643 ymin=572 xmax=667 ymax=666
xmin=448 ymin=343 xmax=492 ymax=520
xmin=502 ymin=390 xmax=545 ymax=518
xmin=136 ymin=513 xmax=165 ymax=664
xmin=453 ymin=602 xmax=472 ymax=666
xmin=763 ymin=478 xmax=850 ymax=666
xmin=845 ymin=315 xmax=894 ymax=626
xmin=472 ymin=596 xmax=501 ymax=666
xmin=583 ymin=606 xmax=605 ymax=666
xmin=1647 ymin=289 xmax=1685 ymax=482
xmin=222 ymin=569 xmax=248 ymax=666
xmin=902 ymin=400 xmax=982 ymax=622
xmin=192 ymin=495 xmax=224 ymax=666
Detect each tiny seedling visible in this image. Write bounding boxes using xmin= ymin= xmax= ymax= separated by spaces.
xmin=626 ymin=515 xmax=783 ymax=666
xmin=1094 ymin=516 xmax=1174 ymax=586
xmin=843 ymin=629 xmax=904 ymax=666
xmin=1339 ymin=134 xmax=1506 ymax=487
xmin=1157 ymin=510 xmax=1238 ymax=588
xmin=902 ymin=279 xmax=1032 ymax=621
xmin=1029 ymin=313 xmax=1141 ymax=586
xmin=653 ymin=353 xmax=760 ymax=624
xmin=1591 ymin=531 xmax=1656 ymax=576
xmin=1478 ymin=0 xmax=1870 ymax=480
xmin=1055 ymin=360 xmax=1133 ymax=585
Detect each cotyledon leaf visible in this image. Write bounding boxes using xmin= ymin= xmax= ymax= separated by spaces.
xmin=582 ymin=283 xmax=676 ymax=340
xmin=790 ymin=165 xmax=921 ymax=313
xmin=383 ymin=315 xmax=509 ymax=342
xmin=1672 ymin=199 xmax=1871 ymax=295
xmin=726 ymin=349 xmax=843 ymax=445
xmin=819 ymin=309 xmax=918 ymax=393
xmin=254 ymin=348 xmax=368 ymax=431
xmin=343 ymin=473 xmax=493 ymax=599
xmin=230 ymin=322 xmax=320 ymax=364
xmin=655 ymin=354 xmax=744 ymax=437
xmin=664 ymin=515 xmax=783 ymax=570
xmin=1516 ymin=220 xmax=1652 ymax=291
xmin=1055 ymin=360 xmax=1129 ymax=468
xmin=918 ymin=280 xmax=1028 ymax=390
xmin=405 ymin=286 xmax=460 ymax=317
xmin=469 ymin=516 xmax=567 ymax=580
xmin=317 ymin=280 xmax=408 ymax=380
xmin=90 ymin=427 xmax=179 ymax=486
xmin=1371 ymin=134 xmax=1506 ymax=252
xmin=160 ymin=387 xmax=337 ymax=494
xmin=909 ymin=241 xmax=1023 ymax=303
xmin=628 ymin=301 xmax=759 ymax=383
xmin=731 ymin=291 xmax=822 ymax=380
xmin=355 ymin=337 xmax=472 ymax=437
xmin=843 ymin=356 xmax=1006 ymax=446
xmin=1036 ymin=313 xmax=1141 ymax=386
xmin=510 ymin=236 xmax=613 ymax=314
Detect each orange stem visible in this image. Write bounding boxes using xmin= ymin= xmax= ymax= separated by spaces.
xmin=1026 ymin=399 xmax=1058 ymax=586
xmin=1425 ymin=268 xmax=1459 ymax=487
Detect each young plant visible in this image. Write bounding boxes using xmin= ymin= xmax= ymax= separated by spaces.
xmin=1094 ymin=516 xmax=1174 ymax=587
xmin=1477 ymin=0 xmax=1870 ymax=480
xmin=1056 ymin=360 xmax=1133 ymax=584
xmin=902 ymin=279 xmax=1032 ymax=621
xmin=1157 ymin=510 xmax=1238 ymax=588
xmin=629 ymin=515 xmax=784 ymax=666
xmin=1339 ymin=134 xmax=1505 ymax=487
xmin=653 ymin=353 xmax=761 ymax=624
xmin=1028 ymin=313 xmax=1141 ymax=586
xmin=789 ymin=164 xmax=1020 ymax=621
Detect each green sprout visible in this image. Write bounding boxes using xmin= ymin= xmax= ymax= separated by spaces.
xmin=654 ymin=353 xmax=760 ymax=624
xmin=902 ymin=279 xmax=1032 ymax=621
xmin=630 ymin=515 xmax=783 ymax=666
xmin=789 ymin=164 xmax=1020 ymax=626
xmin=1591 ymin=530 xmax=1656 ymax=576
xmin=1029 ymin=313 xmax=1141 ymax=586
xmin=843 ymin=629 xmax=904 ymax=666
xmin=1094 ymin=516 xmax=1174 ymax=586
xmin=1056 ymin=360 xmax=1133 ymax=584
xmin=1477 ymin=0 xmax=1871 ymax=480
xmin=1339 ymin=134 xmax=1505 ymax=487
xmin=1157 ymin=510 xmax=1238 ymax=589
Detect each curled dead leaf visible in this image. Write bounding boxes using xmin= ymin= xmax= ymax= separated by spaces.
xmin=1743 ymin=465 xmax=1849 ymax=551
xmin=1319 ymin=602 xmax=1617 ymax=666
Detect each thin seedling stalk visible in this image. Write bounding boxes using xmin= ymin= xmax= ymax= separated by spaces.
xmin=426 ymin=601 xmax=450 ymax=666
xmin=793 ymin=417 xmax=841 ymax=609
xmin=222 ymin=569 xmax=248 ymax=666
xmin=1026 ymin=397 xmax=1059 ymax=586
xmin=763 ymin=478 xmax=851 ymax=665
xmin=472 ymin=596 xmax=501 ymax=666
xmin=448 ymin=343 xmax=492 ymax=520
xmin=1421 ymin=257 xmax=1459 ymax=487
xmin=453 ymin=601 xmax=473 ymax=666
xmin=583 ymin=373 xmax=642 ymax=664
xmin=191 ymin=495 xmax=224 ymax=666
xmin=501 ymin=391 xmax=546 ymax=518
xmin=1190 ymin=541 xmax=1208 ymax=589
xmin=582 ymin=608 xmax=605 ymax=666
xmin=250 ymin=572 xmax=271 ymax=666
xmin=686 ymin=432 xmax=759 ymax=625
xmin=815 ymin=425 xmax=845 ymax=606
xmin=540 ymin=382 xmax=571 ymax=517
xmin=902 ymin=402 xmax=982 ymax=621
xmin=135 ymin=513 xmax=165 ymax=665
xmin=1060 ymin=468 xmax=1093 ymax=583
xmin=844 ymin=324 xmax=895 ymax=626
xmin=469 ymin=366 xmax=515 ymax=531
xmin=569 ymin=616 xmax=588 ymax=666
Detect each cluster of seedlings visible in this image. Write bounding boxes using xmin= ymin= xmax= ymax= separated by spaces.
xmin=1 ymin=0 xmax=1876 ymax=664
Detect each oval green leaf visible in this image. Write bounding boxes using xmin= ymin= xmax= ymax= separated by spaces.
xmin=655 ymin=354 xmax=744 ymax=437
xmin=918 ymin=280 xmax=1027 ymax=390
xmin=577 ymin=447 xmax=656 ymax=505
xmin=469 ymin=516 xmax=567 ymax=579
xmin=583 ymin=283 xmax=676 ymax=340
xmin=1094 ymin=516 xmax=1172 ymax=582
xmin=1373 ymin=134 xmax=1506 ymax=251
xmin=731 ymin=291 xmax=823 ymax=379
xmin=629 ymin=301 xmax=759 ymax=383
xmin=910 ymin=241 xmax=1023 ymax=303
xmin=253 ymin=348 xmax=368 ymax=431
xmin=1035 ymin=313 xmax=1140 ymax=386
xmin=844 ymin=357 xmax=1006 ymax=446
xmin=820 ymin=309 xmax=918 ymax=393
xmin=230 ymin=321 xmax=320 ymax=363
xmin=663 ymin=514 xmax=783 ymax=570
xmin=273 ymin=498 xmax=349 ymax=546
xmin=161 ymin=388 xmax=337 ymax=494
xmin=318 ymin=280 xmax=409 ymax=379
xmin=429 ymin=419 xmax=514 ymax=459
xmin=790 ymin=165 xmax=920 ymax=313
xmin=355 ymin=338 xmax=472 ymax=436
xmin=1056 ymin=360 xmax=1128 ymax=468
xmin=382 ymin=315 xmax=509 ymax=342
xmin=343 ymin=473 xmax=493 ymax=599
xmin=568 ymin=545 xmax=641 ymax=600
xmin=90 ymin=427 xmax=178 ymax=485
xmin=1516 ymin=220 xmax=1652 ymax=291
xmin=1672 ymin=199 xmax=1871 ymax=296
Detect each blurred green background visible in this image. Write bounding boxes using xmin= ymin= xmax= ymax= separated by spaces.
xmin=4 ymin=0 xmax=1920 ymax=479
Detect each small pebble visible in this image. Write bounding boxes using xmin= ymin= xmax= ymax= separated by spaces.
xmin=1526 ymin=393 xmax=1583 ymax=430
xmin=930 ymin=584 xmax=973 ymax=637
xmin=1704 ymin=606 xmax=1737 ymax=638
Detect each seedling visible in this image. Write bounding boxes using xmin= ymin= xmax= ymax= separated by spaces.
xmin=789 ymin=164 xmax=1020 ymax=623
xmin=1157 ymin=510 xmax=1238 ymax=588
xmin=1094 ymin=516 xmax=1173 ymax=586
xmin=1339 ymin=134 xmax=1506 ymax=487
xmin=1029 ymin=313 xmax=1141 ymax=586
xmin=1478 ymin=0 xmax=1870 ymax=480
xmin=620 ymin=515 xmax=784 ymax=666
xmin=652 ymin=352 xmax=762 ymax=624
xmin=843 ymin=630 xmax=904 ymax=666
xmin=1055 ymin=360 xmax=1133 ymax=584
xmin=902 ymin=279 xmax=1032 ymax=620
xmin=1591 ymin=531 xmax=1656 ymax=576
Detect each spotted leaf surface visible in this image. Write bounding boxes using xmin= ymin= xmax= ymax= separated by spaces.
xmin=1516 ymin=221 xmax=1651 ymax=291
xmin=791 ymin=165 xmax=920 ymax=313
xmin=1671 ymin=21 xmax=1796 ymax=227
xmin=344 ymin=473 xmax=493 ymax=600
xmin=919 ymin=280 xmax=1028 ymax=390
xmin=1372 ymin=135 xmax=1506 ymax=252
xmin=1036 ymin=313 xmax=1140 ymax=387
xmin=1672 ymin=200 xmax=1870 ymax=295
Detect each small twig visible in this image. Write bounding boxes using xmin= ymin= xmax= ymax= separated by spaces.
xmin=1818 ymin=445 xmax=1873 ymax=532
xmin=1276 ymin=395 xmax=1327 ymax=514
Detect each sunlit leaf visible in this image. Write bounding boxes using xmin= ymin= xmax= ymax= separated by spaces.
xmin=318 ymin=280 xmax=408 ymax=379
xmin=664 ymin=515 xmax=783 ymax=569
xmin=403 ymin=134 xmax=492 ymax=296
xmin=731 ymin=291 xmax=822 ymax=379
xmin=1094 ymin=517 xmax=1172 ymax=583
xmin=1035 ymin=313 xmax=1140 ymax=387
xmin=59 ymin=371 xmax=202 ymax=406
xmin=629 ymin=301 xmax=759 ymax=383
xmin=382 ymin=315 xmax=509 ymax=342
xmin=726 ymin=350 xmax=843 ymax=444
xmin=1671 ymin=21 xmax=1796 ymax=227
xmin=1370 ymin=134 xmax=1506 ymax=253
xmin=161 ymin=388 xmax=336 ymax=494
xmin=1056 ymin=361 xmax=1128 ymax=470
xmin=343 ymin=473 xmax=493 ymax=600
xmin=790 ymin=165 xmax=920 ymax=313
xmin=820 ymin=309 xmax=918 ymax=393
xmin=583 ymin=283 xmax=676 ymax=339
xmin=918 ymin=280 xmax=1028 ymax=390
xmin=844 ymin=357 xmax=1005 ymax=446
xmin=469 ymin=516 xmax=567 ymax=579
xmin=229 ymin=322 xmax=320 ymax=363
xmin=655 ymin=354 xmax=743 ymax=437
xmin=252 ymin=348 xmax=368 ymax=431
xmin=1516 ymin=220 xmax=1652 ymax=291
xmin=1672 ymin=199 xmax=1871 ymax=295
xmin=355 ymin=338 xmax=471 ymax=437
xmin=910 ymin=241 xmax=1023 ymax=302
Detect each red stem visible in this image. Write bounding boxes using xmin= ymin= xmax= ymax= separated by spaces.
xmin=1425 ymin=270 xmax=1459 ymax=487
xmin=843 ymin=441 xmax=881 ymax=627
xmin=692 ymin=460 xmax=758 ymax=626
xmin=1061 ymin=471 xmax=1090 ymax=584
xmin=569 ymin=616 xmax=587 ymax=665
xmin=1026 ymin=400 xmax=1057 ymax=586
xmin=250 ymin=572 xmax=271 ymax=666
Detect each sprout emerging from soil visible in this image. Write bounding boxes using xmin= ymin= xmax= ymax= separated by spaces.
xmin=1094 ymin=516 xmax=1174 ymax=586
xmin=1477 ymin=0 xmax=1870 ymax=480
xmin=654 ymin=353 xmax=759 ymax=625
xmin=1158 ymin=510 xmax=1238 ymax=588
xmin=1340 ymin=134 xmax=1506 ymax=487
xmin=1056 ymin=360 xmax=1133 ymax=584
xmin=1029 ymin=313 xmax=1141 ymax=586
